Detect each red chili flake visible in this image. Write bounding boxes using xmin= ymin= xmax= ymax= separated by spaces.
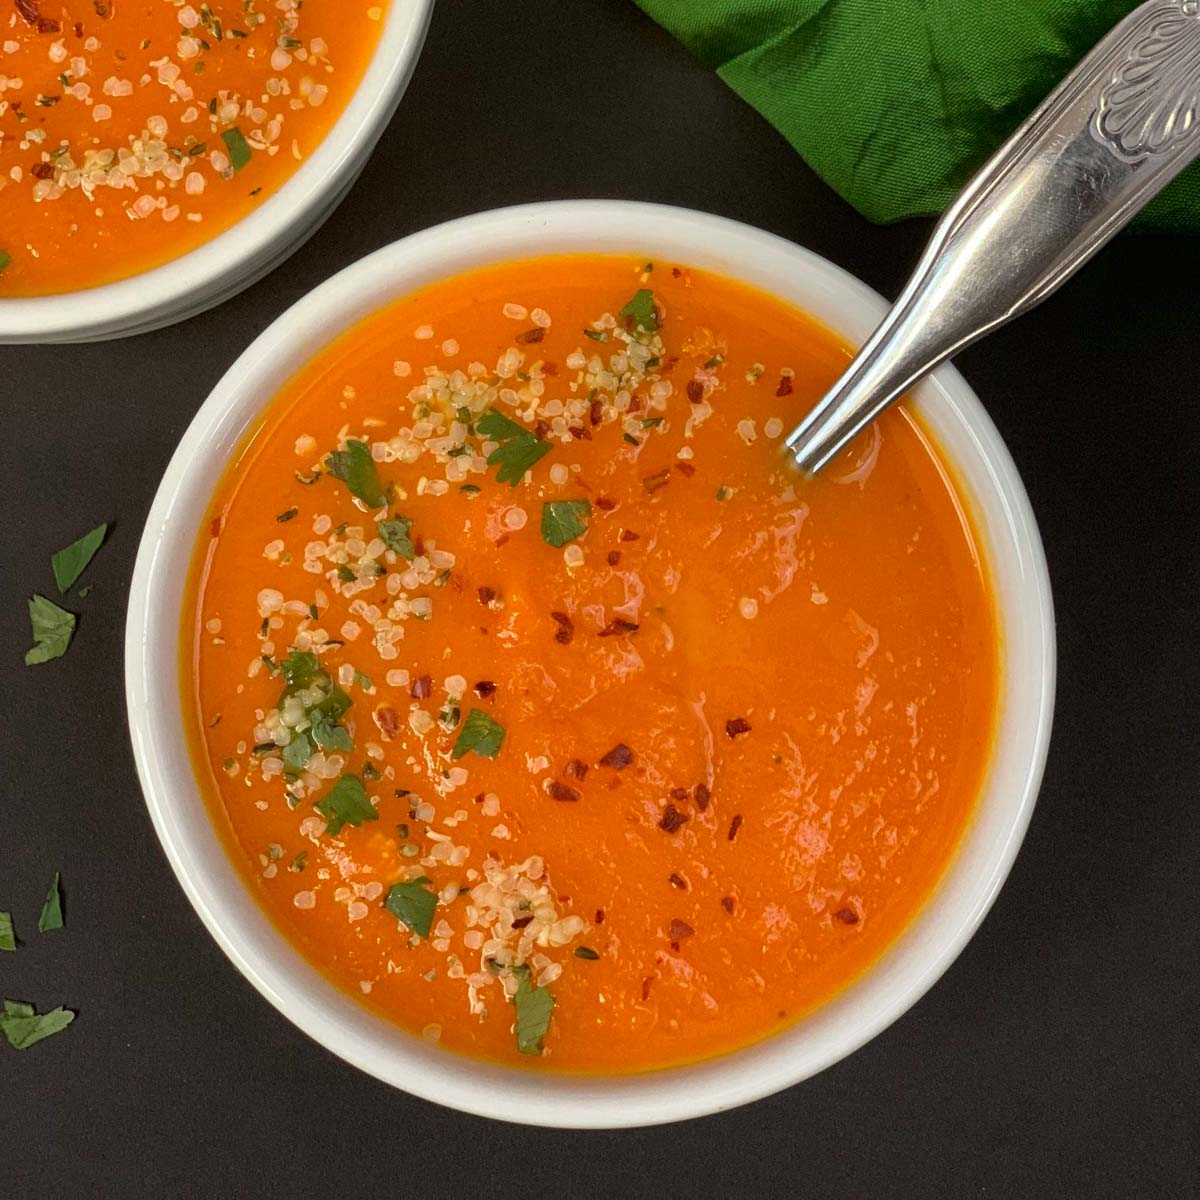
xmin=598 ymin=743 xmax=633 ymax=770
xmin=833 ymin=907 xmax=860 ymax=925
xmin=31 ymin=162 xmax=54 ymax=179
xmin=595 ymin=908 xmax=605 ymax=924
xmin=669 ymin=787 xmax=689 ymax=800
xmin=606 ymin=551 xmax=621 ymax=566
xmin=686 ymin=379 xmax=705 ymax=403
xmin=473 ymin=680 xmax=496 ymax=699
xmin=694 ymin=782 xmax=711 ymax=811
xmin=542 ymin=362 xmax=559 ymax=377
xmin=668 ymin=919 xmax=694 ymax=941
xmin=776 ymin=375 xmax=794 ymax=397
xmin=589 ymin=397 xmax=604 ymax=425
xmin=547 ymin=780 xmax=581 ymax=803
xmin=643 ymin=468 xmax=672 ymax=494
xmin=494 ymin=533 xmax=510 ymax=549
xmin=721 ymin=896 xmax=736 ymax=915
xmin=674 ymin=461 xmax=696 ymax=478
xmin=641 ymin=977 xmax=653 ymax=1001
xmin=594 ymin=496 xmax=616 ymax=511
xmin=516 ymin=327 xmax=545 ymax=344
xmin=410 ymin=675 xmax=432 ymax=700
xmin=550 ymin=611 xmax=574 ymax=645
xmin=511 ymin=914 xmax=535 ymax=929
xmin=477 ymin=586 xmax=496 ymax=606
xmin=568 ymin=424 xmax=592 ymax=441
xmin=659 ymin=804 xmax=689 ymax=834
xmin=725 ymin=717 xmax=752 ymax=738
xmin=413 ymin=535 xmax=426 ymax=557
xmin=598 ymin=617 xmax=639 ymax=638
xmin=93 ymin=0 xmax=110 ymax=14
xmin=209 ymin=515 xmax=223 ymax=538
xmin=533 ymin=418 xmax=550 ymax=440
xmin=373 ymin=706 xmax=401 ymax=740
xmin=728 ymin=814 xmax=743 ymax=841
xmin=564 ymin=759 xmax=588 ymax=780
xmin=619 ymin=529 xmax=640 ymax=542
xmin=73 ymin=20 xmax=83 ymax=36
xmin=668 ymin=872 xmax=688 ymax=890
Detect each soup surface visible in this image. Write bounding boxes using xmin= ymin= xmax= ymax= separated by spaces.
xmin=0 ymin=0 xmax=387 ymax=296
xmin=184 ymin=257 xmax=998 ymax=1072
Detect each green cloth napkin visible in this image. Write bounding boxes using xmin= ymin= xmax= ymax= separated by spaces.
xmin=635 ymin=0 xmax=1200 ymax=231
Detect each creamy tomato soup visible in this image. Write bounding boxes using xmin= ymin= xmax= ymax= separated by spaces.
xmin=183 ymin=257 xmax=999 ymax=1071
xmin=0 ymin=0 xmax=386 ymax=295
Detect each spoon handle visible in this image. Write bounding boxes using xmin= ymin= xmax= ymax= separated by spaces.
xmin=787 ymin=0 xmax=1200 ymax=473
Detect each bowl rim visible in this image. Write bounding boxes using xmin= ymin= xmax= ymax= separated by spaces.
xmin=125 ymin=200 xmax=1056 ymax=1128
xmin=0 ymin=0 xmax=434 ymax=344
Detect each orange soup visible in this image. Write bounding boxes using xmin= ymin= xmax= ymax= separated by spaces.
xmin=184 ymin=257 xmax=999 ymax=1072
xmin=0 ymin=0 xmax=387 ymax=295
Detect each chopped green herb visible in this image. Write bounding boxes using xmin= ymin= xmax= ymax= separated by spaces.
xmin=583 ymin=328 xmax=607 ymax=342
xmin=308 ymin=603 xmax=320 ymax=620
xmin=314 ymin=774 xmax=377 ymax=837
xmin=24 ymin=595 xmax=76 ymax=666
xmin=383 ymin=876 xmax=436 ymax=939
xmin=337 ymin=564 xmax=356 ymax=583
xmin=354 ymin=671 xmax=372 ymax=690
xmin=295 ymin=470 xmax=321 ymax=485
xmin=715 ymin=486 xmax=730 ymax=501
xmin=476 ymin=408 xmax=551 ymax=486
xmin=325 ymin=439 xmax=388 ymax=508
xmin=451 ymin=708 xmax=506 ymax=760
xmin=377 ymin=515 xmax=414 ymax=558
xmin=623 ymin=433 xmax=639 ymax=447
xmin=38 ymin=874 xmax=63 ymax=933
xmin=220 ymin=127 xmax=252 ymax=172
xmin=282 ymin=732 xmax=312 ymax=774
xmin=0 ymin=251 xmax=11 ymax=273
xmin=0 ymin=1000 xmax=75 ymax=1050
xmin=280 ymin=649 xmax=319 ymax=690
xmin=541 ymin=499 xmax=591 ymax=548
xmin=619 ymin=289 xmax=659 ymax=333
xmin=50 ymin=523 xmax=108 ymax=593
xmin=260 ymin=654 xmax=279 ymax=674
xmin=641 ymin=417 xmax=663 ymax=429
xmin=276 ymin=507 xmax=298 ymax=523
xmin=396 ymin=823 xmax=409 ymax=839
xmin=362 ymin=761 xmax=382 ymax=781
xmin=574 ymin=946 xmax=600 ymax=960
xmin=704 ymin=354 xmax=724 ymax=369
xmin=0 ymin=913 xmax=14 ymax=952
xmin=288 ymin=851 xmax=308 ymax=873
xmin=460 ymin=484 xmax=481 ymax=496
xmin=514 ymin=974 xmax=554 ymax=1055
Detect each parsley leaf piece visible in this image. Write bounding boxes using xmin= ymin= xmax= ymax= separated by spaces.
xmin=38 ymin=873 xmax=63 ymax=933
xmin=451 ymin=708 xmax=506 ymax=760
xmin=279 ymin=649 xmax=320 ymax=693
xmin=574 ymin=946 xmax=600 ymax=960
xmin=476 ymin=408 xmax=551 ymax=486
xmin=377 ymin=516 xmax=414 ymax=558
xmin=310 ymin=714 xmax=352 ymax=752
xmin=619 ymin=289 xmax=659 ymax=333
xmin=220 ymin=127 xmax=252 ymax=172
xmin=383 ymin=876 xmax=436 ymax=938
xmin=281 ymin=731 xmax=312 ymax=774
xmin=325 ymin=439 xmax=388 ymax=508
xmin=513 ymin=974 xmax=554 ymax=1055
xmin=0 ymin=250 xmax=11 ymax=273
xmin=51 ymin=523 xmax=107 ymax=593
xmin=24 ymin=595 xmax=76 ymax=666
xmin=541 ymin=499 xmax=591 ymax=548
xmin=0 ymin=1001 xmax=75 ymax=1050
xmin=315 ymin=774 xmax=377 ymax=837
xmin=0 ymin=912 xmax=14 ymax=952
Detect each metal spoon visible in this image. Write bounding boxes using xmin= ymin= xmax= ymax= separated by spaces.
xmin=787 ymin=0 xmax=1200 ymax=473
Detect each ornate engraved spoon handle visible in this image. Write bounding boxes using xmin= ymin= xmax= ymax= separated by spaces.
xmin=787 ymin=0 xmax=1200 ymax=473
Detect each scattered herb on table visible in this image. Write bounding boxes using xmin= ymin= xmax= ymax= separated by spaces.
xmin=475 ymin=408 xmax=551 ymax=486
xmin=0 ymin=1000 xmax=75 ymax=1051
xmin=24 ymin=595 xmax=76 ymax=666
xmin=383 ymin=876 xmax=436 ymax=939
xmin=451 ymin=708 xmax=506 ymax=760
xmin=513 ymin=972 xmax=554 ymax=1055
xmin=541 ymin=499 xmax=591 ymax=548
xmin=38 ymin=873 xmax=63 ymax=933
xmin=314 ymin=774 xmax=377 ymax=837
xmin=0 ymin=913 xmax=14 ymax=952
xmin=50 ymin=523 xmax=108 ymax=593
xmin=325 ymin=439 xmax=388 ymax=508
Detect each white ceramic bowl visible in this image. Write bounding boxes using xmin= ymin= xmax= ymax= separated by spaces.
xmin=0 ymin=0 xmax=433 ymax=345
xmin=126 ymin=201 xmax=1056 ymax=1128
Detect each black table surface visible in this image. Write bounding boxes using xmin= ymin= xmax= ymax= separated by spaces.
xmin=2 ymin=1 xmax=1196 ymax=1195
